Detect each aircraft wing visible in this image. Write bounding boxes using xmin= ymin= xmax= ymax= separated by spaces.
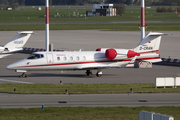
xmin=21 ymin=47 xmax=64 ymax=54
xmin=80 ymin=66 xmax=121 ymax=70
xmin=78 ymin=56 xmax=137 ymax=70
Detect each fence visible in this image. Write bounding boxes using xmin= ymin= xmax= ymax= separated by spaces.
xmin=155 ymin=77 xmax=180 ymax=88
xmin=139 ymin=111 xmax=174 ymax=120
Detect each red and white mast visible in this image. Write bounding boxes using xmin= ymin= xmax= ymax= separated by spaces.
xmin=46 ymin=0 xmax=49 ymax=52
xmin=141 ymin=0 xmax=145 ymax=41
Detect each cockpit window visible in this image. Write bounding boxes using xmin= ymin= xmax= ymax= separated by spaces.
xmin=41 ymin=54 xmax=44 ymax=58
xmin=27 ymin=54 xmax=43 ymax=59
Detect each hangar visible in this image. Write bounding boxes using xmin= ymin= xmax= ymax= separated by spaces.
xmin=86 ymin=3 xmax=116 ymax=17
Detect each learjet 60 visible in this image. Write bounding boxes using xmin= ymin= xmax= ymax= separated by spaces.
xmin=6 ymin=32 xmax=167 ymax=77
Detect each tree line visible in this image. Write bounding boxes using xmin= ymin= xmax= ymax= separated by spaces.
xmin=156 ymin=6 xmax=180 ymax=13
xmin=0 ymin=0 xmax=179 ymax=6
xmin=0 ymin=0 xmax=102 ymax=6
xmin=134 ymin=0 xmax=180 ymax=6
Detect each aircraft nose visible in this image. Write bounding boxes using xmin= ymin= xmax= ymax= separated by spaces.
xmin=6 ymin=64 xmax=14 ymax=70
xmin=6 ymin=59 xmax=26 ymax=70
xmin=6 ymin=62 xmax=18 ymax=70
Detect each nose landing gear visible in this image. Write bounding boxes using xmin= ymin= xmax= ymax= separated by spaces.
xmin=20 ymin=73 xmax=28 ymax=78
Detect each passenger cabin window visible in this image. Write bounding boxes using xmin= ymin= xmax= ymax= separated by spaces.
xmin=70 ymin=56 xmax=73 ymax=61
xmin=27 ymin=54 xmax=43 ymax=59
xmin=63 ymin=57 xmax=67 ymax=61
xmin=83 ymin=56 xmax=86 ymax=61
xmin=76 ymin=56 xmax=80 ymax=61
xmin=57 ymin=57 xmax=60 ymax=61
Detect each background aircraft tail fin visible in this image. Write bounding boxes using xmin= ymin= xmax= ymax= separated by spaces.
xmin=3 ymin=31 xmax=34 ymax=53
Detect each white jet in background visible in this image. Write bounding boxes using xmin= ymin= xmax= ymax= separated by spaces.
xmin=0 ymin=31 xmax=34 ymax=58
xmin=6 ymin=32 xmax=167 ymax=77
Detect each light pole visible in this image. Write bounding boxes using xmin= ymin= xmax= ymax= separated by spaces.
xmin=46 ymin=0 xmax=49 ymax=52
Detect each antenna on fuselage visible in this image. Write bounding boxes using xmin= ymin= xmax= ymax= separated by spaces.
xmin=141 ymin=0 xmax=145 ymax=41
xmin=45 ymin=0 xmax=49 ymax=52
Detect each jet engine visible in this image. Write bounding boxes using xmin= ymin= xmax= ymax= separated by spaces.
xmin=96 ymin=48 xmax=140 ymax=60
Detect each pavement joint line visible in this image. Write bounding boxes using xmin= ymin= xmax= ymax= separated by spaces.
xmin=0 ymin=79 xmax=33 ymax=84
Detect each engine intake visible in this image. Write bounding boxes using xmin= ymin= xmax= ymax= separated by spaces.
xmin=105 ymin=49 xmax=117 ymax=60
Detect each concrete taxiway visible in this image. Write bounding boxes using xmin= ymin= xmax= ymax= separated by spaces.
xmin=0 ymin=30 xmax=180 ymax=84
xmin=0 ymin=30 xmax=180 ymax=108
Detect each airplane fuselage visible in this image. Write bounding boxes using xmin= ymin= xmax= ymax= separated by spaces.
xmin=6 ymin=31 xmax=165 ymax=77
xmin=6 ymin=51 xmax=132 ymax=71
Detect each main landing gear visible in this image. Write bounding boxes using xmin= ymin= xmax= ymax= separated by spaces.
xmin=86 ymin=69 xmax=102 ymax=77
xmin=20 ymin=72 xmax=28 ymax=78
xmin=96 ymin=69 xmax=102 ymax=77
xmin=86 ymin=70 xmax=92 ymax=76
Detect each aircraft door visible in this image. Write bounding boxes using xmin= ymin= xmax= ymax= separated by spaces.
xmin=46 ymin=53 xmax=54 ymax=63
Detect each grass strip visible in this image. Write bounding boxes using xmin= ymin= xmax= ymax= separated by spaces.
xmin=0 ymin=106 xmax=179 ymax=120
xmin=0 ymin=23 xmax=180 ymax=31
xmin=0 ymin=8 xmax=180 ymax=23
xmin=0 ymin=83 xmax=180 ymax=94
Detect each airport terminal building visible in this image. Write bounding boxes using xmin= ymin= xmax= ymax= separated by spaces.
xmin=86 ymin=4 xmax=116 ymax=17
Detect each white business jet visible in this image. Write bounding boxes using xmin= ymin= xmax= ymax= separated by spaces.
xmin=6 ymin=32 xmax=167 ymax=77
xmin=5 ymin=0 xmax=168 ymax=77
xmin=0 ymin=31 xmax=33 ymax=58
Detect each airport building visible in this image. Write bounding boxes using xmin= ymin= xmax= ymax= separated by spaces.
xmin=86 ymin=4 xmax=116 ymax=17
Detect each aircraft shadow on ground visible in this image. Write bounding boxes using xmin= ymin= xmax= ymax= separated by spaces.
xmin=27 ymin=73 xmax=95 ymax=78
xmin=0 ymin=73 xmax=115 ymax=78
xmin=153 ymin=62 xmax=180 ymax=67
xmin=0 ymin=75 xmax=20 ymax=78
xmin=0 ymin=73 xmax=114 ymax=78
xmin=28 ymin=73 xmax=115 ymax=78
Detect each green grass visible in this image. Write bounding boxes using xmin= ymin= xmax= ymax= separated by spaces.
xmin=0 ymin=23 xmax=180 ymax=31
xmin=0 ymin=83 xmax=180 ymax=94
xmin=0 ymin=6 xmax=180 ymax=31
xmin=0 ymin=7 xmax=179 ymax=23
xmin=0 ymin=106 xmax=179 ymax=120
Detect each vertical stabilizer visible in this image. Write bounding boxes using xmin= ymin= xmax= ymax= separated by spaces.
xmin=3 ymin=31 xmax=33 ymax=52
xmin=134 ymin=32 xmax=168 ymax=53
xmin=133 ymin=32 xmax=168 ymax=63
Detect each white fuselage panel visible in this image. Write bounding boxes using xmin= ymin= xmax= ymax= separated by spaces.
xmin=6 ymin=51 xmax=130 ymax=71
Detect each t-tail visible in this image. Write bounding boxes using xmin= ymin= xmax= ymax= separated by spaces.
xmin=134 ymin=32 xmax=168 ymax=63
xmin=0 ymin=31 xmax=34 ymax=58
